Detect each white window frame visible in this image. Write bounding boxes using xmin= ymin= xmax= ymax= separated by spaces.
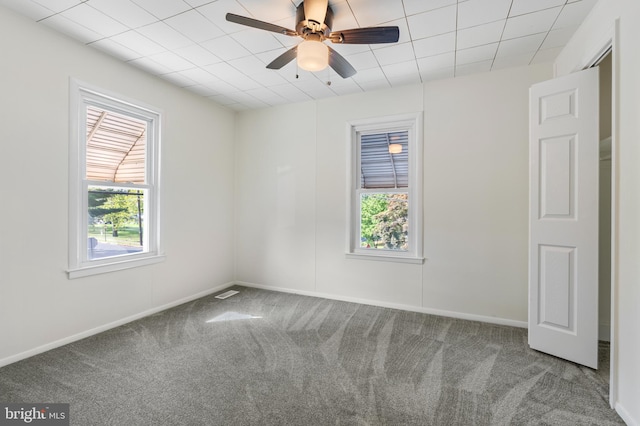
xmin=346 ymin=113 xmax=424 ymax=264
xmin=68 ymin=79 xmax=164 ymax=279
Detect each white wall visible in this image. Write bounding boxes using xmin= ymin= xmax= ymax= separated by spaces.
xmin=235 ymin=64 xmax=552 ymax=325
xmin=0 ymin=8 xmax=236 ymax=365
xmin=555 ymin=1 xmax=640 ymax=424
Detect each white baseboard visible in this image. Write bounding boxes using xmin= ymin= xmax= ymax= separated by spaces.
xmin=616 ymin=402 xmax=638 ymax=426
xmin=234 ymin=281 xmax=528 ymax=329
xmin=0 ymin=282 xmax=235 ymax=368
xmin=599 ymin=323 xmax=611 ymax=342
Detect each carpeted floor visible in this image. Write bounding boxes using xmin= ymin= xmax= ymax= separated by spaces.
xmin=0 ymin=286 xmax=624 ymax=425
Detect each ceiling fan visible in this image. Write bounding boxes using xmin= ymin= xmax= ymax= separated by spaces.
xmin=226 ymin=0 xmax=400 ymax=78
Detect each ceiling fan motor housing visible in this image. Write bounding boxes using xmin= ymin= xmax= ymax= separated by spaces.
xmin=296 ymin=2 xmax=334 ymax=39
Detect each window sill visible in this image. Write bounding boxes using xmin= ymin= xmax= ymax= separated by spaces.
xmin=67 ymin=254 xmax=166 ymax=279
xmin=345 ymin=252 xmax=425 ymax=264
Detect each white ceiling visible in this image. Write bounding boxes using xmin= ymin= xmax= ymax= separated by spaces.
xmin=1 ymin=0 xmax=597 ymax=111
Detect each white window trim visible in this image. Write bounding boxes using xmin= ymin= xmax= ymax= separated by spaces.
xmin=346 ymin=113 xmax=424 ymax=264
xmin=68 ymin=79 xmax=164 ymax=279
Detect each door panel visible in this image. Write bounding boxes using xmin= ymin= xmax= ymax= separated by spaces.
xmin=529 ymin=67 xmax=599 ymax=369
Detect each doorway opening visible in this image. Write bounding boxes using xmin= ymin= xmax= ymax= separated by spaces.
xmin=594 ymin=49 xmax=613 ymax=384
xmin=595 ymin=50 xmax=613 ymax=387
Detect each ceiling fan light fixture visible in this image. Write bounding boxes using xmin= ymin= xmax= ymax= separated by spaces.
xmin=297 ymin=40 xmax=329 ymax=71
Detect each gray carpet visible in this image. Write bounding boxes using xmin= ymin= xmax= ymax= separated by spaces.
xmin=0 ymin=286 xmax=623 ymax=425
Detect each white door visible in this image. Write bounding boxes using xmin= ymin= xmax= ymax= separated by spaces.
xmin=529 ymin=67 xmax=599 ymax=369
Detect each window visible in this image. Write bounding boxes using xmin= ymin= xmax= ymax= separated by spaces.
xmin=68 ymin=81 xmax=163 ymax=278
xmin=347 ymin=115 xmax=423 ymax=263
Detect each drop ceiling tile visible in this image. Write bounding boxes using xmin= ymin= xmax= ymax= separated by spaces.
xmin=2 ymin=0 xmax=598 ymax=111
xmin=228 ymin=56 xmax=270 ymax=75
xmin=327 ymin=75 xmax=362 ymax=90
xmin=416 ymin=52 xmax=455 ymax=74
xmin=356 ymin=79 xmax=391 ymax=91
xmin=455 ymin=59 xmax=492 ymax=76
xmin=492 ymin=51 xmax=535 ymax=69
xmin=407 ymin=5 xmax=457 ymax=40
xmin=346 ymin=0 xmax=405 ymax=27
xmin=225 ymin=103 xmax=251 ymax=111
xmin=496 ymin=33 xmax=546 ymax=58
xmin=165 ymin=10 xmax=225 ymax=43
xmin=403 ymin=0 xmax=457 ymax=16
xmin=382 ymin=61 xmax=422 ymax=86
xmin=457 ymin=0 xmax=511 ymax=29
xmin=204 ymin=79 xmax=240 ymax=94
xmin=270 ymin=84 xmax=313 ymax=103
xmin=197 ymin=0 xmax=264 ymax=35
xmin=412 ymin=32 xmax=456 ymax=59
xmin=509 ymin=0 xmax=566 ymax=17
xmin=41 ymin=14 xmax=102 ymax=43
xmin=31 ymin=0 xmax=81 ymax=13
xmin=554 ymin=0 xmax=597 ymax=29
xmin=351 ymin=67 xmax=387 ymax=83
xmin=128 ymin=56 xmax=173 ymax=75
xmin=541 ymin=26 xmax=578 ymax=50
xmin=208 ymin=94 xmax=238 ymax=106
xmin=229 ymin=104 xmax=253 ymax=111
xmin=201 ymin=35 xmax=251 ymax=61
xmin=61 ymin=3 xmax=129 ymax=38
xmin=420 ymin=65 xmax=454 ymax=82
xmin=330 ymin=3 xmax=358 ymax=32
xmin=248 ymin=70 xmax=289 ymax=87
xmin=0 ymin=0 xmax=55 ymax=20
xmin=373 ymin=42 xmax=415 ymax=66
xmin=343 ymin=51 xmax=379 ymax=71
xmin=328 ymin=81 xmax=363 ymax=97
xmin=235 ymin=0 xmax=296 ymax=22
xmin=88 ymin=0 xmax=157 ymax=29
xmin=303 ymin=86 xmax=336 ymax=100
xmin=131 ymin=0 xmax=191 ymax=20
xmin=292 ymin=72 xmax=328 ymax=90
xmin=292 ymin=75 xmax=330 ymax=93
xmin=244 ymin=87 xmax=288 ymax=105
xmin=110 ymin=30 xmax=166 ymax=56
xmin=456 ymin=20 xmax=504 ymax=50
xmin=531 ymin=46 xmax=563 ymax=64
xmin=502 ymin=7 xmax=561 ymax=40
xmin=177 ymin=67 xmax=218 ymax=85
xmin=174 ymin=44 xmax=222 ymax=67
xmin=227 ymin=91 xmax=268 ymax=108
xmin=160 ymin=71 xmax=197 ymax=88
xmin=183 ymin=0 xmax=213 ymax=7
xmin=185 ymin=84 xmax=220 ymax=96
xmin=148 ymin=51 xmax=195 ymax=71
xmin=137 ymin=21 xmax=193 ymax=50
xmin=91 ymin=38 xmax=141 ymax=61
xmin=231 ymin=30 xmax=284 ymax=54
xmin=456 ymin=43 xmax=498 ymax=65
xmin=205 ymin=61 xmax=244 ymax=80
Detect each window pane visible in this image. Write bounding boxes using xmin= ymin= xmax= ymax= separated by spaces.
xmin=360 ymin=192 xmax=408 ymax=251
xmin=360 ymin=130 xmax=408 ymax=189
xmin=85 ymin=106 xmax=147 ymax=184
xmin=87 ymin=186 xmax=146 ymax=260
